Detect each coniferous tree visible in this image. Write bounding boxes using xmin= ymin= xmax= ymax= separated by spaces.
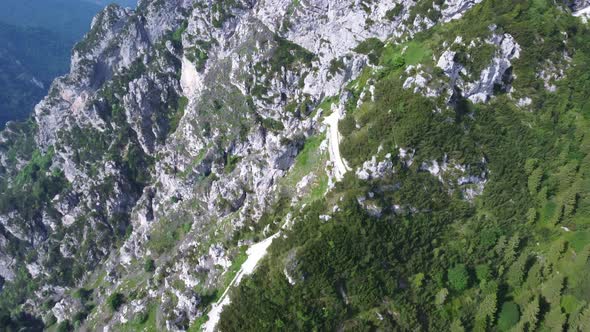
xmin=528 ymin=168 xmax=543 ymax=195
xmin=521 ymin=296 xmax=540 ymax=331
xmin=475 ymin=293 xmax=497 ymax=331
xmin=450 ymin=319 xmax=465 ymax=332
xmin=541 ymin=275 xmax=564 ymax=305
xmin=507 ymin=253 xmax=529 ymax=288
xmin=544 ymin=304 xmax=566 ymax=332
xmin=568 ymin=305 xmax=590 ymax=332
xmin=504 ymin=234 xmax=520 ymax=266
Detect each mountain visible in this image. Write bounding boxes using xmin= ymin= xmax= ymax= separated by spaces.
xmin=0 ymin=0 xmax=134 ymax=30
xmin=0 ymin=0 xmax=137 ymax=129
xmin=84 ymin=0 xmax=137 ymax=7
xmin=1 ymin=0 xmax=590 ymax=331
xmin=0 ymin=23 xmax=76 ymax=128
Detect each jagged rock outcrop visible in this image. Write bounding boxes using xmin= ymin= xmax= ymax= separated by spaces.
xmin=436 ymin=28 xmax=521 ymax=103
xmin=566 ymin=0 xmax=590 ymax=11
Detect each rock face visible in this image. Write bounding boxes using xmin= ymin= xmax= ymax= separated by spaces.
xmin=0 ymin=0 xmax=491 ymax=329
xmin=435 ymin=28 xmax=521 ymax=104
xmin=566 ymin=0 xmax=590 ymax=11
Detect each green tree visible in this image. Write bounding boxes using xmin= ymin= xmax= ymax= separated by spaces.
xmin=563 ymin=185 xmax=579 ymax=218
xmin=528 ymin=168 xmax=543 ymax=195
xmin=435 ymin=288 xmax=448 ymax=306
xmin=568 ymin=305 xmax=590 ymax=332
xmin=541 ymin=275 xmax=564 ymax=304
xmin=56 ymin=320 xmax=73 ymax=332
xmin=548 ymin=239 xmax=567 ymax=265
xmin=517 ymin=296 xmax=540 ymax=332
xmin=524 ymin=159 xmax=538 ymax=174
xmin=475 ymin=293 xmax=497 ymax=331
xmin=504 ymin=234 xmax=521 ymax=266
xmin=412 ymin=273 xmax=425 ymax=289
xmin=544 ymin=305 xmax=566 ymax=332
xmin=497 ymin=301 xmax=519 ymax=331
xmin=526 ymin=208 xmax=537 ymax=224
xmin=506 ymin=253 xmax=529 ymax=288
xmin=450 ymin=319 xmax=465 ymax=332
xmin=525 ymin=262 xmax=543 ymax=289
xmin=475 ymin=264 xmax=491 ymax=283
xmin=448 ymin=264 xmax=469 ymax=291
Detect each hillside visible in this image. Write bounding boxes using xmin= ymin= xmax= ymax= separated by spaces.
xmin=1 ymin=0 xmax=590 ymax=331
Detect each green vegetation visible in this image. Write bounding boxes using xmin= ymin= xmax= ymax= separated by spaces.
xmin=353 ymin=37 xmax=384 ymax=65
xmin=107 ymin=293 xmax=125 ymax=312
xmin=270 ymin=35 xmax=316 ymax=73
xmin=171 ymin=20 xmax=187 ymax=46
xmin=117 ymin=304 xmax=159 ymax=332
xmin=381 ymin=40 xmax=432 ymax=68
xmin=148 ymin=221 xmax=185 ymax=254
xmin=498 ymin=301 xmax=520 ymax=331
xmin=144 ymin=258 xmax=156 ymax=273
xmin=56 ymin=320 xmax=73 ymax=332
xmin=328 ymin=58 xmax=346 ymax=75
xmin=0 ymin=132 xmax=69 ymax=317
xmin=385 ymin=4 xmax=404 ymax=21
xmin=211 ymin=0 xmax=244 ymax=28
xmin=221 ymin=247 xmax=248 ymax=291
xmin=279 ymin=134 xmax=328 ymax=204
xmin=217 ymin=1 xmax=590 ymax=331
xmin=260 ymin=117 xmax=285 ymax=133
xmin=447 ymin=264 xmax=469 ymax=291
xmin=169 ymin=96 xmax=188 ymax=135
xmin=147 ymin=206 xmax=196 ymax=255
xmin=185 ymin=40 xmax=214 ymax=71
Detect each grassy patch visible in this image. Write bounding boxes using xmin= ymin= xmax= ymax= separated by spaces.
xmin=117 ymin=303 xmax=159 ymax=332
xmin=220 ymin=246 xmax=248 ymax=293
xmin=280 ymin=134 xmax=327 ymax=198
xmin=380 ymin=40 xmax=432 ymax=68
xmin=567 ymin=231 xmax=590 ymax=252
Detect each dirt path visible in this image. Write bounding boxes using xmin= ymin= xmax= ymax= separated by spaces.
xmin=202 ymin=233 xmax=279 ymax=332
xmin=324 ymin=111 xmax=350 ymax=181
xmin=574 ymin=6 xmax=590 ymax=19
xmin=203 ymin=109 xmax=350 ymax=331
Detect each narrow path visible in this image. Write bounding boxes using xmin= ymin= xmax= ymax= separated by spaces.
xmin=324 ymin=110 xmax=350 ymax=181
xmin=203 ymin=108 xmax=350 ymax=331
xmin=202 ymin=233 xmax=279 ymax=332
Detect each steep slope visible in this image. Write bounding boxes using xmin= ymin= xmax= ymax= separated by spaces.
xmin=1 ymin=0 xmax=590 ymax=331
xmin=220 ymin=1 xmax=590 ymax=331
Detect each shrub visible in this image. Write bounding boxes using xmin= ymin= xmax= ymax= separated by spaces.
xmin=72 ymin=311 xmax=88 ymax=325
xmin=353 ymin=37 xmax=384 ymax=65
xmin=56 ymin=320 xmax=73 ymax=332
xmin=72 ymin=288 xmax=93 ymax=302
xmin=44 ymin=314 xmax=57 ymax=327
xmin=385 ymin=5 xmax=403 ymax=21
xmin=144 ymin=258 xmax=156 ymax=273
xmin=133 ymin=310 xmax=149 ymax=324
xmin=107 ymin=293 xmax=125 ymax=312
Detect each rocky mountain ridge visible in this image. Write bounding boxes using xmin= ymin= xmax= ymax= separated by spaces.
xmin=1 ymin=0 xmax=590 ymax=331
